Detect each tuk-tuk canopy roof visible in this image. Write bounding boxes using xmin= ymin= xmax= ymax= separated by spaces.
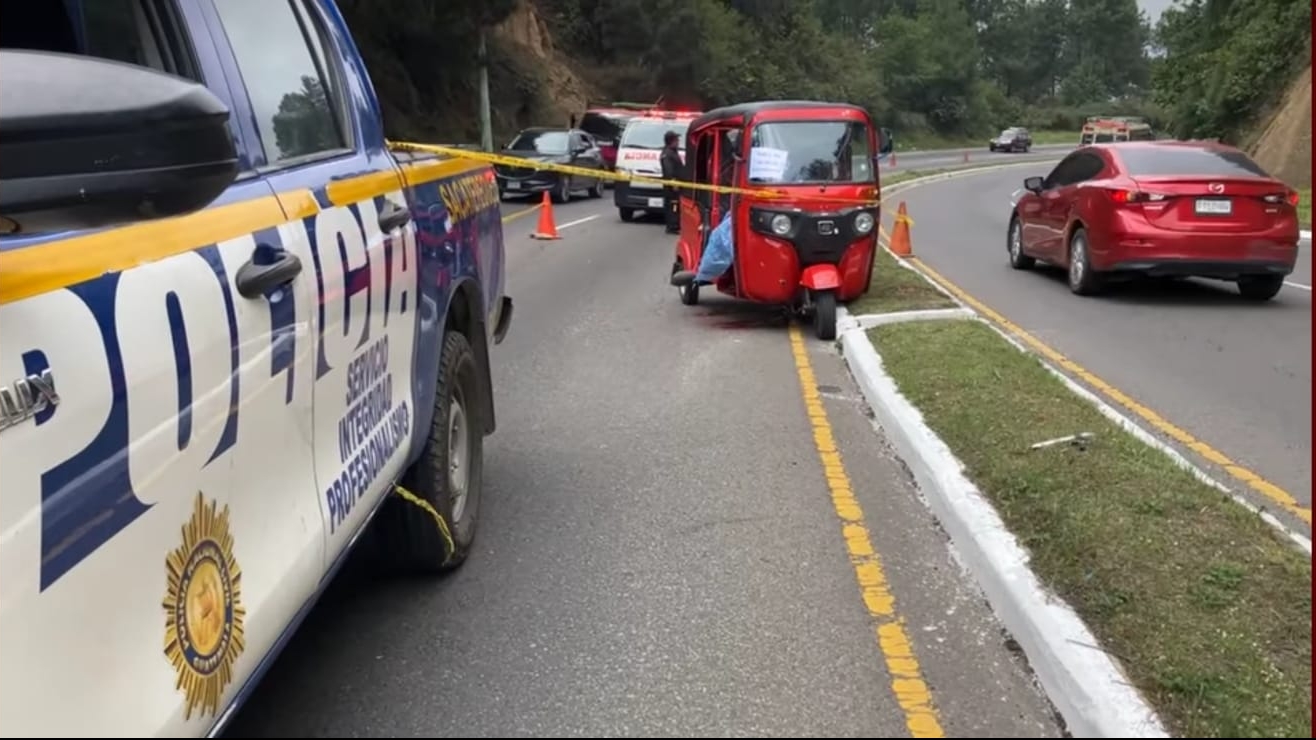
xmin=686 ymin=100 xmax=871 ymax=136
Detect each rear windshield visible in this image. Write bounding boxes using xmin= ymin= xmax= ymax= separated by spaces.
xmin=1119 ymin=147 xmax=1270 ymax=178
xmin=621 ymin=119 xmax=691 ymax=150
xmin=508 ymin=130 xmax=569 ymax=155
xmin=580 ymin=112 xmax=629 ymax=142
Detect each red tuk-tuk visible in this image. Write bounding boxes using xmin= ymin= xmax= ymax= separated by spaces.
xmin=668 ymin=101 xmax=893 ymax=340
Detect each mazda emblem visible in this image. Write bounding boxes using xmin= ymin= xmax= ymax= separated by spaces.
xmin=1208 ymin=182 xmax=1225 ymax=194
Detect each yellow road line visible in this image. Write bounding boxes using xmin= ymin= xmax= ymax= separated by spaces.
xmin=907 ymin=256 xmax=1313 ymax=526
xmin=787 ymin=326 xmax=945 ymax=738
xmin=500 ymin=204 xmax=542 ymax=224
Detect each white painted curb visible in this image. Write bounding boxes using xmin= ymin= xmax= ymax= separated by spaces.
xmin=852 ymin=307 xmax=973 ymax=329
xmin=837 ymin=306 xmax=1170 ymax=738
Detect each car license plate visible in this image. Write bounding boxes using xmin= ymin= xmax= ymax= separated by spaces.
xmin=647 ymin=197 xmax=664 ymax=208
xmin=1195 ymin=198 xmax=1231 ymax=215
xmin=506 ymin=181 xmax=521 ymax=190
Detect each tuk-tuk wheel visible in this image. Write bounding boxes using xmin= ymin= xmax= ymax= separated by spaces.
xmin=672 ymin=261 xmax=699 ymax=305
xmin=679 ymin=281 xmax=699 ymax=306
xmin=813 ymin=290 xmax=837 ymax=341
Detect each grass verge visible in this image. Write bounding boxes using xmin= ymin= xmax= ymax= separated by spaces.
xmin=848 ymin=249 xmax=956 ymax=315
xmin=1297 ymin=187 xmax=1310 ymax=230
xmin=894 ymin=129 xmax=1077 ymax=151
xmin=883 ymin=169 xmax=945 ymax=187
xmin=870 ymin=319 xmax=1312 ymax=738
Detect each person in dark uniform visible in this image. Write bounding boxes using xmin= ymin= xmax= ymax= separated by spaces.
xmin=660 ymin=130 xmax=684 ymax=233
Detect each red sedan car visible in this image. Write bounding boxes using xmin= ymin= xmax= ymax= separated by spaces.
xmin=1007 ymin=141 xmax=1301 ymax=300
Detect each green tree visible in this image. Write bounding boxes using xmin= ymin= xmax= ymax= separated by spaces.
xmin=877 ymin=0 xmax=983 ymax=133
xmin=273 ymin=76 xmax=338 ymax=159
xmin=1153 ymin=0 xmax=1310 ymax=141
xmin=1062 ymin=0 xmax=1151 ymax=98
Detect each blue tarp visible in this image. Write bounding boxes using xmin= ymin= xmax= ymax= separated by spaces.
xmin=695 ymin=211 xmax=734 ymax=282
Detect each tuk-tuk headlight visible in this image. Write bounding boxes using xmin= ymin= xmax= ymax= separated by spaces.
xmin=770 ymin=214 xmax=792 ymax=235
xmin=854 ymin=211 xmax=875 ymax=234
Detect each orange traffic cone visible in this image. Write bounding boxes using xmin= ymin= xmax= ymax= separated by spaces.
xmin=888 ymin=201 xmax=913 ymax=257
xmin=530 ymin=191 xmax=560 ymax=240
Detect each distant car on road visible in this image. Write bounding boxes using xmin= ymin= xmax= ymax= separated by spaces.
xmin=989 ymin=127 xmax=1032 ymax=153
xmin=495 ymin=127 xmax=607 ymax=203
xmin=1080 ymin=116 xmax=1155 ymax=145
xmin=1006 ymin=141 xmax=1301 ymax=301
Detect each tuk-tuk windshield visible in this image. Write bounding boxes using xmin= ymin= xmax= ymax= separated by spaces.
xmin=747 ymin=120 xmax=875 ymax=185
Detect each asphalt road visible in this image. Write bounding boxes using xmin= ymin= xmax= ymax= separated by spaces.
xmin=222 ymin=193 xmax=1063 ymax=737
xmin=890 ymin=143 xmax=1073 ymax=172
xmin=882 ymin=166 xmax=1313 ymax=522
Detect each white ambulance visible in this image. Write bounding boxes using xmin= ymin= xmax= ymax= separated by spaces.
xmin=612 ymin=110 xmax=700 ymax=222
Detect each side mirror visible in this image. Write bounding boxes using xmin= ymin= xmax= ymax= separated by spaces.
xmin=1023 ymin=176 xmax=1045 ymax=193
xmin=0 ymin=50 xmax=239 ymax=235
xmin=878 ymin=127 xmax=895 ymax=158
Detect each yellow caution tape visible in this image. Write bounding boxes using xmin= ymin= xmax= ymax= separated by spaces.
xmin=393 ymin=483 xmax=456 ymax=565
xmin=387 ymin=139 xmax=885 ymax=208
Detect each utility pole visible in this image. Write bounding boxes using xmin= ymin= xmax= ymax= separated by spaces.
xmin=477 ymin=28 xmax=493 ymax=152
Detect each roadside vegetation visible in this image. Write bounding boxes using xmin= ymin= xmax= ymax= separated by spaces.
xmin=848 ymin=249 xmax=956 ymax=315
xmin=1152 ymin=0 xmax=1310 ymax=144
xmin=1298 ymin=188 xmax=1311 ymax=229
xmin=869 ymin=318 xmax=1312 ymax=738
xmin=342 ymin=0 xmax=1165 ymax=146
xmin=342 ymin=0 xmax=1309 ymax=184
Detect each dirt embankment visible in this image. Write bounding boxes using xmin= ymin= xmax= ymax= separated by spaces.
xmin=1247 ymin=61 xmax=1311 ymax=188
xmin=488 ymin=0 xmax=600 ymax=139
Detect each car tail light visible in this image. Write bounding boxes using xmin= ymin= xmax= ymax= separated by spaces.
xmin=1260 ymin=191 xmax=1300 ymax=206
xmin=1105 ymin=188 xmax=1163 ymax=205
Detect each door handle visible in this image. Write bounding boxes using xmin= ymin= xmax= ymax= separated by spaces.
xmin=378 ymin=201 xmax=411 ymax=232
xmin=235 ymin=251 xmax=302 ymax=299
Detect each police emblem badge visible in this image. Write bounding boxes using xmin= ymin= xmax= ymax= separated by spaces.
xmin=163 ymin=492 xmax=247 ymax=720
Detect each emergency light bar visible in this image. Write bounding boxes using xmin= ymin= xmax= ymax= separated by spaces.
xmin=638 ymin=109 xmax=700 ymax=120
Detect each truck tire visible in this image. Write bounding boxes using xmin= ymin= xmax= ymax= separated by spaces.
xmin=378 ymin=330 xmax=486 ymax=574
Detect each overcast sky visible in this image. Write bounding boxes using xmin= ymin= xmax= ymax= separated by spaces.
xmin=1139 ymin=0 xmax=1175 ymax=25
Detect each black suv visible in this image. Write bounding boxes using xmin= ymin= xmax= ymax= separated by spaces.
xmin=989 ymin=127 xmax=1032 ymax=153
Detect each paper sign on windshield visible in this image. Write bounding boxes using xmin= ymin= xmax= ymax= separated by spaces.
xmin=749 ymin=147 xmax=788 ymax=181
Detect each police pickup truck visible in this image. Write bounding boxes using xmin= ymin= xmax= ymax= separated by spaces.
xmin=0 ymin=1 xmax=511 ymax=736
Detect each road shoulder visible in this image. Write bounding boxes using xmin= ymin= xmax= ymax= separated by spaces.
xmin=804 ymin=334 xmax=1064 ymax=738
xmin=837 ymin=303 xmax=1312 ymax=738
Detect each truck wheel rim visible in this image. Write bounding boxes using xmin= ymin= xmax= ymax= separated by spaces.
xmin=448 ymin=393 xmax=470 ymax=523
